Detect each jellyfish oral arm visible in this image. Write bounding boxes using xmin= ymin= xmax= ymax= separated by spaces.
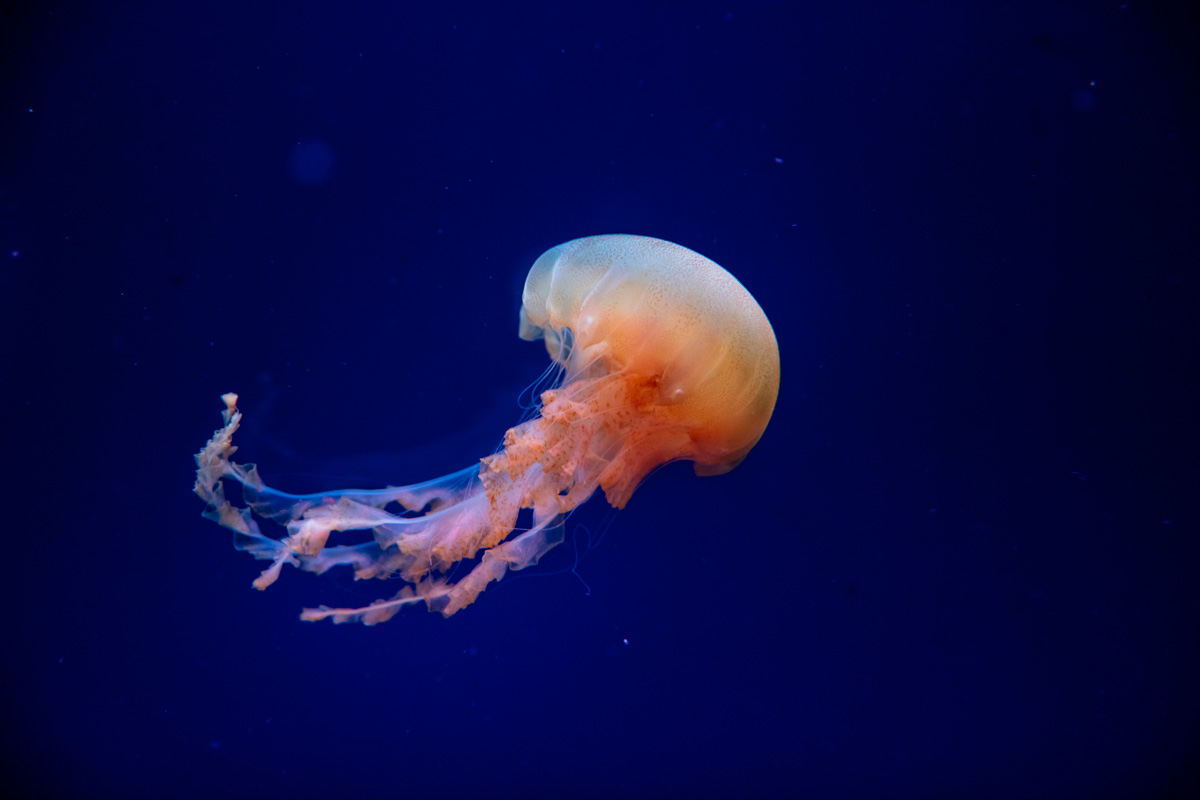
xmin=194 ymin=368 xmax=689 ymax=623
xmin=194 ymin=394 xmax=567 ymax=622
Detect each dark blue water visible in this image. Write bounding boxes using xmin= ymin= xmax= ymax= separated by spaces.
xmin=4 ymin=2 xmax=1197 ymax=798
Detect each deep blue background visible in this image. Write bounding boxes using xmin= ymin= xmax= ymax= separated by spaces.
xmin=3 ymin=2 xmax=1197 ymax=798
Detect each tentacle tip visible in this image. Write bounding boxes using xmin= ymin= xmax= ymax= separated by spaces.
xmin=220 ymin=392 xmax=240 ymax=424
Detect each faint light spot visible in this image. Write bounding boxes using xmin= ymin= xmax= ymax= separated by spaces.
xmin=288 ymin=139 xmax=333 ymax=186
xmin=10 ymin=250 xmax=18 ymax=258
xmin=1070 ymin=89 xmax=1096 ymax=112
xmin=773 ymin=157 xmax=784 ymax=164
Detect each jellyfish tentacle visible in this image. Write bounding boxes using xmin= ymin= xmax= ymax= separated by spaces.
xmin=195 ymin=394 xmax=501 ymax=587
xmin=195 ymin=395 xmax=568 ymax=602
xmin=196 ymin=395 xmax=483 ymax=516
xmin=299 ymin=581 xmax=447 ymax=625
xmin=240 ymin=464 xmax=482 ymax=523
xmin=299 ymin=519 xmax=566 ymax=623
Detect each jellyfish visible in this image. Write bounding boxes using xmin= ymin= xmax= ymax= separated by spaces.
xmin=194 ymin=234 xmax=780 ymax=624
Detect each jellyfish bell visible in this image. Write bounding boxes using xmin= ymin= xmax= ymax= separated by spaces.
xmin=194 ymin=234 xmax=780 ymax=624
xmin=519 ymin=235 xmax=779 ymax=477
